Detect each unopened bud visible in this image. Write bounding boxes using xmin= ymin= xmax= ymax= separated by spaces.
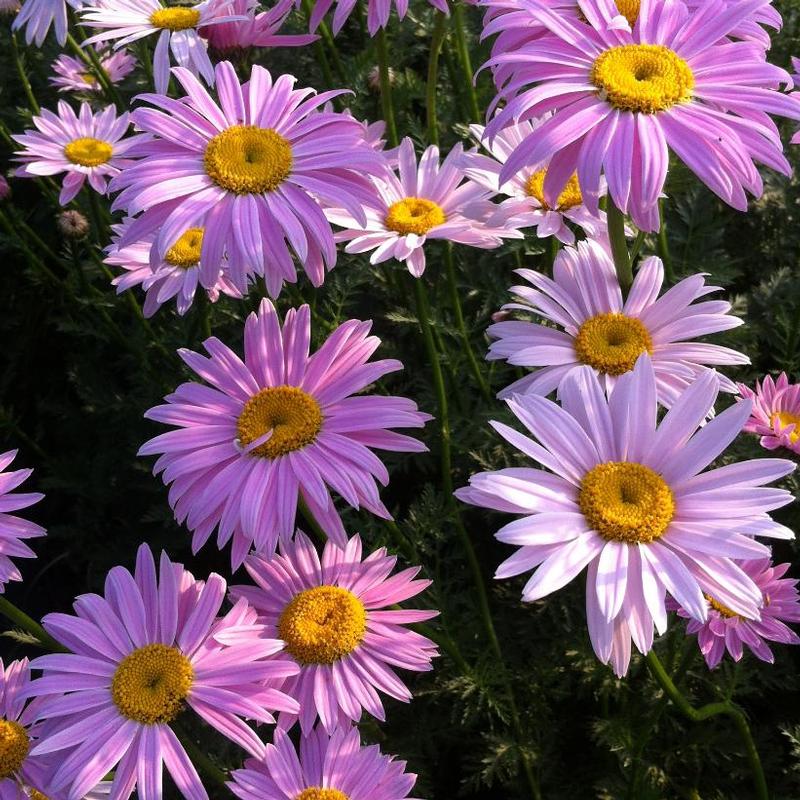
xmin=0 ymin=0 xmax=21 ymax=15
xmin=57 ymin=210 xmax=90 ymax=240
xmin=368 ymin=65 xmax=395 ymax=92
xmin=491 ymin=310 xmax=512 ymax=323
xmin=0 ymin=176 xmax=10 ymax=202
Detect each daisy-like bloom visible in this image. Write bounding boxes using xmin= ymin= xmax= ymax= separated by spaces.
xmin=110 ymin=62 xmax=385 ymax=296
xmin=737 ymin=372 xmax=800 ymax=454
xmin=327 ymin=137 xmax=521 ymax=278
xmin=106 ymin=222 xmax=242 ymax=317
xmin=488 ymin=239 xmax=748 ymax=404
xmin=674 ymin=559 xmax=800 ymax=668
xmin=49 ymin=49 xmax=137 ymax=94
xmin=26 ymin=543 xmax=299 ymax=800
xmin=484 ymin=0 xmax=800 ymax=232
xmin=13 ymin=102 xmax=144 ymax=206
xmin=229 ymin=726 xmax=418 ymax=800
xmin=456 ymin=356 xmax=795 ymax=677
xmin=12 ymin=0 xmax=81 ymax=45
xmin=81 ymin=0 xmax=239 ymax=94
xmin=232 ymin=532 xmax=438 ymax=732
xmin=302 ymin=0 xmax=447 ymax=37
xmin=139 ymin=299 xmax=430 ymax=567
xmin=0 ymin=450 xmax=45 ymax=593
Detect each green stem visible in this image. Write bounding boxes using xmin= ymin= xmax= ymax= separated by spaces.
xmin=0 ymin=209 xmax=61 ymax=287
xmin=0 ymin=596 xmax=68 ymax=652
xmin=375 ymin=28 xmax=398 ymax=148
xmin=11 ymin=33 xmax=41 ymax=115
xmin=450 ymin=2 xmax=480 ymax=122
xmin=317 ymin=19 xmax=345 ymax=83
xmin=628 ymin=229 xmax=646 ymax=263
xmin=657 ymin=198 xmax=675 ymax=285
xmin=426 ymin=12 xmax=449 ymax=146
xmin=607 ymin=196 xmax=632 ymax=296
xmin=545 ymin=235 xmax=559 ymax=276
xmin=65 ymin=33 xmax=123 ymax=108
xmin=173 ymin=722 xmax=230 ymax=792
xmin=197 ymin=291 xmax=212 ymax=341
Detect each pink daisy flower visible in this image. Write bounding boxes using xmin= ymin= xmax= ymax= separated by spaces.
xmin=229 ymin=726 xmax=418 ymax=800
xmin=301 ymin=0 xmax=447 ymax=36
xmin=138 ymin=299 xmax=430 ymax=568
xmin=110 ymin=62 xmax=385 ymax=296
xmin=0 ymin=450 xmax=45 ymax=593
xmin=232 ymin=532 xmax=438 ymax=733
xmin=12 ymin=0 xmax=82 ymax=46
xmin=737 ymin=372 xmax=800 ymax=454
xmin=13 ymin=102 xmax=145 ymax=206
xmin=456 ymin=356 xmax=795 ymax=677
xmin=487 ymin=239 xmax=748 ymax=405
xmin=484 ymin=0 xmax=800 ymax=231
xmin=327 ymin=137 xmax=521 ymax=278
xmin=49 ymin=49 xmax=137 ymax=94
xmin=674 ymin=559 xmax=800 ymax=668
xmin=26 ymin=543 xmax=299 ymax=800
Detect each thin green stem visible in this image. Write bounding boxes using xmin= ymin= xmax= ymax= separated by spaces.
xmin=450 ymin=2 xmax=480 ymax=122
xmin=607 ymin=196 xmax=632 ymax=296
xmin=0 ymin=209 xmax=61 ymax=287
xmin=628 ymin=229 xmax=646 ymax=263
xmin=197 ymin=291 xmax=213 ymax=341
xmin=11 ymin=33 xmax=41 ymax=115
xmin=317 ymin=19 xmax=346 ymax=83
xmin=375 ymin=28 xmax=398 ymax=147
xmin=544 ymin=235 xmax=559 ymax=276
xmin=426 ymin=12 xmax=449 ymax=146
xmin=657 ymin=198 xmax=675 ymax=284
xmin=173 ymin=722 xmax=231 ymax=792
xmin=65 ymin=33 xmax=123 ymax=108
xmin=0 ymin=596 xmax=68 ymax=652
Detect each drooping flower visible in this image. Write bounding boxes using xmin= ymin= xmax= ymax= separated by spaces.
xmin=327 ymin=136 xmax=521 ymax=278
xmin=26 ymin=543 xmax=299 ymax=800
xmin=12 ymin=0 xmax=82 ymax=46
xmin=229 ymin=726 xmax=418 ymax=800
xmin=139 ymin=299 xmax=430 ymax=567
xmin=110 ymin=62 xmax=385 ymax=296
xmin=737 ymin=372 xmax=800 ymax=454
xmin=232 ymin=532 xmax=438 ymax=732
xmin=49 ymin=49 xmax=137 ymax=94
xmin=0 ymin=450 xmax=45 ymax=593
xmin=301 ymin=0 xmax=447 ymax=37
xmin=487 ymin=239 xmax=748 ymax=404
xmin=456 ymin=356 xmax=795 ymax=677
xmin=674 ymin=559 xmax=800 ymax=668
xmin=13 ymin=102 xmax=144 ymax=205
xmin=484 ymin=0 xmax=800 ymax=231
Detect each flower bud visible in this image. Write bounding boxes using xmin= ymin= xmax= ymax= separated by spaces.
xmin=57 ymin=210 xmax=90 ymax=240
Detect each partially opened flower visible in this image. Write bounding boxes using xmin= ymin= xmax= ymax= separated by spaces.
xmin=49 ymin=49 xmax=137 ymax=94
xmin=737 ymin=372 xmax=800 ymax=454
xmin=139 ymin=299 xmax=430 ymax=567
xmin=232 ymin=532 xmax=438 ymax=732
xmin=456 ymin=356 xmax=795 ymax=677
xmin=302 ymin=0 xmax=447 ymax=37
xmin=26 ymin=543 xmax=299 ymax=800
xmin=488 ymin=239 xmax=748 ymax=404
xmin=12 ymin=0 xmax=82 ymax=46
xmin=229 ymin=726 xmax=418 ymax=800
xmin=13 ymin=102 xmax=144 ymax=205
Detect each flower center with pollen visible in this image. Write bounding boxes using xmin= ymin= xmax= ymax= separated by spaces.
xmin=579 ymin=462 xmax=674 ymax=544
xmin=204 ymin=125 xmax=292 ymax=194
xmin=385 ymin=197 xmax=446 ymax=236
xmin=613 ymin=0 xmax=640 ymax=26
xmin=295 ymin=790 xmax=349 ymax=800
xmin=278 ymin=586 xmax=367 ymax=665
xmin=0 ymin=720 xmax=29 ymax=779
xmin=591 ymin=44 xmax=694 ymax=113
xmin=574 ymin=313 xmax=653 ymax=376
xmin=165 ymin=227 xmax=204 ymax=268
xmin=111 ymin=644 xmax=193 ymax=725
xmin=704 ymin=593 xmax=738 ymax=619
xmin=237 ymin=386 xmax=323 ymax=459
xmin=771 ymin=411 xmax=800 ymax=444
xmin=149 ymin=6 xmax=201 ymax=30
xmin=525 ymin=169 xmax=583 ymax=211
xmin=63 ymin=137 xmax=113 ymax=167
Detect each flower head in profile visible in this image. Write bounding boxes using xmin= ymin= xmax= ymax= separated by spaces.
xmin=229 ymin=726 xmax=418 ymax=800
xmin=674 ymin=559 xmax=800 ymax=669
xmin=111 ymin=62 xmax=384 ymax=296
xmin=488 ymin=240 xmax=748 ymax=404
xmin=232 ymin=532 xmax=438 ymax=732
xmin=302 ymin=0 xmax=447 ymax=36
xmin=13 ymin=102 xmax=144 ymax=205
xmin=328 ymin=137 xmax=520 ymax=278
xmin=27 ymin=543 xmax=299 ymax=800
xmin=737 ymin=372 xmax=800 ymax=454
xmin=12 ymin=0 xmax=82 ymax=45
xmin=139 ymin=299 xmax=430 ymax=567
xmin=50 ymin=50 xmax=137 ymax=94
xmin=456 ymin=356 xmax=795 ymax=677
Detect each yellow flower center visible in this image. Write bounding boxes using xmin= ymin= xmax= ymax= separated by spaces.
xmin=613 ymin=0 xmax=640 ymax=26
xmin=28 ymin=790 xmax=49 ymax=800
xmin=771 ymin=411 xmax=800 ymax=444
xmin=204 ymin=125 xmax=292 ymax=194
xmin=704 ymin=593 xmax=738 ymax=619
xmin=79 ymin=73 xmax=97 ymax=86
xmin=295 ymin=790 xmax=349 ymax=800
xmin=591 ymin=44 xmax=694 ymax=114
xmin=165 ymin=227 xmax=204 ymax=268
xmin=525 ymin=169 xmax=583 ymax=211
xmin=149 ymin=6 xmax=201 ymax=30
xmin=237 ymin=386 xmax=323 ymax=459
xmin=574 ymin=313 xmax=653 ymax=376
xmin=385 ymin=197 xmax=446 ymax=236
xmin=63 ymin=137 xmax=113 ymax=167
xmin=0 ymin=720 xmax=29 ymax=779
xmin=111 ymin=644 xmax=193 ymax=725
xmin=278 ymin=586 xmax=367 ymax=665
xmin=579 ymin=462 xmax=674 ymax=544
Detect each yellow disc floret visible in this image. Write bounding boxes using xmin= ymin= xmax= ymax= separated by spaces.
xmin=63 ymin=137 xmax=114 ymax=167
xmin=579 ymin=462 xmax=674 ymax=544
xmin=591 ymin=44 xmax=694 ymax=114
xmin=278 ymin=586 xmax=367 ymax=665
xmin=0 ymin=719 xmax=29 ymax=779
xmin=614 ymin=0 xmax=640 ymax=26
xmin=149 ymin=7 xmax=201 ymax=30
xmin=165 ymin=227 xmax=204 ymax=268
xmin=574 ymin=313 xmax=653 ymax=376
xmin=295 ymin=790 xmax=349 ymax=800
xmin=385 ymin=197 xmax=446 ymax=236
xmin=771 ymin=411 xmax=800 ymax=444
xmin=705 ymin=593 xmax=738 ymax=619
xmin=204 ymin=125 xmax=292 ymax=194
xmin=525 ymin=169 xmax=583 ymax=211
xmin=111 ymin=644 xmax=193 ymax=725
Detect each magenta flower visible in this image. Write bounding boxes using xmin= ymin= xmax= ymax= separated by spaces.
xmin=232 ymin=532 xmax=438 ymax=732
xmin=456 ymin=356 xmax=795 ymax=677
xmin=488 ymin=239 xmax=748 ymax=404
xmin=139 ymin=299 xmax=430 ymax=567
xmin=49 ymin=49 xmax=137 ymax=94
xmin=110 ymin=62 xmax=384 ymax=296
xmin=737 ymin=372 xmax=800 ymax=454
xmin=302 ymin=0 xmax=447 ymax=37
xmin=26 ymin=543 xmax=299 ymax=800
xmin=13 ymin=102 xmax=145 ymax=205
xmin=12 ymin=0 xmax=82 ymax=46
xmin=484 ymin=0 xmax=800 ymax=231
xmin=674 ymin=559 xmax=800 ymax=669
xmin=229 ymin=726 xmax=418 ymax=800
